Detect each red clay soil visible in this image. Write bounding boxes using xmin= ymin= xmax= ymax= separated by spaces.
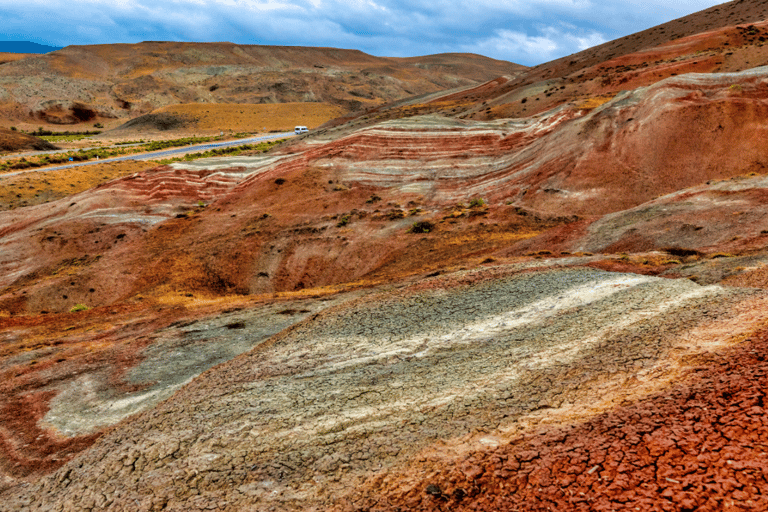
xmin=0 ymin=391 xmax=99 ymax=479
xmin=344 ymin=330 xmax=768 ymax=511
xmin=0 ymin=302 xmax=211 ymax=485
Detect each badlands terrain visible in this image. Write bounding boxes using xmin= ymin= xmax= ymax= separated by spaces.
xmin=7 ymin=0 xmax=768 ymax=510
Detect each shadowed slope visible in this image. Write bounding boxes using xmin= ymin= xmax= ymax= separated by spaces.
xmin=0 ymin=128 xmax=57 ymax=152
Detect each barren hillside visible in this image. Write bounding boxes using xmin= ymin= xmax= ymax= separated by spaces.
xmin=5 ymin=0 xmax=768 ymax=510
xmin=0 ymin=128 xmax=57 ymax=152
xmin=0 ymin=42 xmax=523 ymax=130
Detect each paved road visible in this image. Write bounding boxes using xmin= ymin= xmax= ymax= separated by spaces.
xmin=1 ymin=132 xmax=295 ymax=178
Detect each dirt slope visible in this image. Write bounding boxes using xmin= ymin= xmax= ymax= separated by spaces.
xmin=5 ymin=63 xmax=768 ymax=317
xmin=5 ymin=266 xmax=768 ymax=510
xmin=0 ymin=128 xmax=57 ymax=153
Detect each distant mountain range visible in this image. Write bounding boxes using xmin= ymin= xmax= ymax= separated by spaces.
xmin=0 ymin=41 xmax=61 ymax=54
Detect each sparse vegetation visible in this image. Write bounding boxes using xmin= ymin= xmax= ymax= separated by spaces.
xmin=70 ymin=303 xmax=89 ymax=313
xmin=157 ymin=140 xmax=283 ymax=164
xmin=664 ymin=247 xmax=703 ymax=258
xmin=28 ymin=128 xmax=102 ymax=136
xmin=409 ymin=220 xmax=434 ymax=233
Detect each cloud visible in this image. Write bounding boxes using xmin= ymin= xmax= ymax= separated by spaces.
xmin=464 ymin=25 xmax=607 ymax=63
xmin=0 ymin=0 xmax=727 ymax=65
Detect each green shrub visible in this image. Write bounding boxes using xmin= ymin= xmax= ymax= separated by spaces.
xmin=70 ymin=303 xmax=89 ymax=313
xmin=469 ymin=197 xmax=486 ymax=208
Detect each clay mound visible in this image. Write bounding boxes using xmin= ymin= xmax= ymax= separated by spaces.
xmin=5 ymin=266 xmax=768 ymax=510
xmin=111 ymin=112 xmax=195 ymax=133
xmin=348 ymin=326 xmax=768 ymax=511
xmin=0 ymin=128 xmax=57 ymax=152
xmin=0 ymin=159 xmax=290 ymax=315
xmin=572 ymin=175 xmax=768 ymax=255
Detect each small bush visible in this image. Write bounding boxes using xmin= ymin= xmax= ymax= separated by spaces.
xmin=337 ymin=214 xmax=351 ymax=227
xmin=663 ymin=247 xmax=702 ymax=258
xmin=70 ymin=303 xmax=89 ymax=313
xmin=469 ymin=197 xmax=486 ymax=208
xmin=409 ymin=221 xmax=434 ymax=233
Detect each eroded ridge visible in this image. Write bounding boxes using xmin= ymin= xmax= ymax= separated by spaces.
xmin=4 ymin=267 xmax=765 ymax=511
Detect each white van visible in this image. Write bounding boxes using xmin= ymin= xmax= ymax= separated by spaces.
xmin=294 ymin=126 xmax=308 ymax=135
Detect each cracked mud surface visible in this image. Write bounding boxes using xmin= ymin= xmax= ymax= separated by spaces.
xmin=0 ymin=291 xmax=361 ymax=490
xmin=5 ymin=266 xmax=767 ymax=511
xmin=348 ymin=331 xmax=768 ymax=511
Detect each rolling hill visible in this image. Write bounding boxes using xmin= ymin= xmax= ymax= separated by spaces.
xmin=0 ymin=42 xmax=523 ymax=130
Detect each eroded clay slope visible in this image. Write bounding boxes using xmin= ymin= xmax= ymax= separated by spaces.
xmin=6 ymin=65 xmax=768 ymax=317
xmin=0 ymin=287 xmax=364 ymax=492
xmin=4 ymin=266 xmax=767 ymax=510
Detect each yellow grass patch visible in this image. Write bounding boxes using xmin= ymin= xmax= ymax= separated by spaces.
xmin=0 ymin=52 xmax=34 ymax=64
xmin=0 ymin=160 xmax=154 ymax=210
xmin=574 ymin=94 xmax=617 ymax=110
xmin=154 ymin=102 xmax=344 ymax=133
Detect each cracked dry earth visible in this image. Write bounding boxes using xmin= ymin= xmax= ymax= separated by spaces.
xmin=5 ymin=265 xmax=768 ymax=511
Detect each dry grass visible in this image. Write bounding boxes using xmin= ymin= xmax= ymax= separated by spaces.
xmin=0 ymin=160 xmax=155 ymax=210
xmin=0 ymin=53 xmax=34 ymax=64
xmin=574 ymin=94 xmax=617 ymax=110
xmin=154 ymin=103 xmax=344 ymax=134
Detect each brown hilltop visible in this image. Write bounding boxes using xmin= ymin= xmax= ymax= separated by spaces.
xmin=0 ymin=128 xmax=57 ymax=152
xmin=8 ymin=0 xmax=768 ymax=510
xmin=0 ymin=42 xmax=523 ymax=130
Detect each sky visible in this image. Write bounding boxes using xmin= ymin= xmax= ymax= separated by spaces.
xmin=2 ymin=0 xmax=727 ymax=66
